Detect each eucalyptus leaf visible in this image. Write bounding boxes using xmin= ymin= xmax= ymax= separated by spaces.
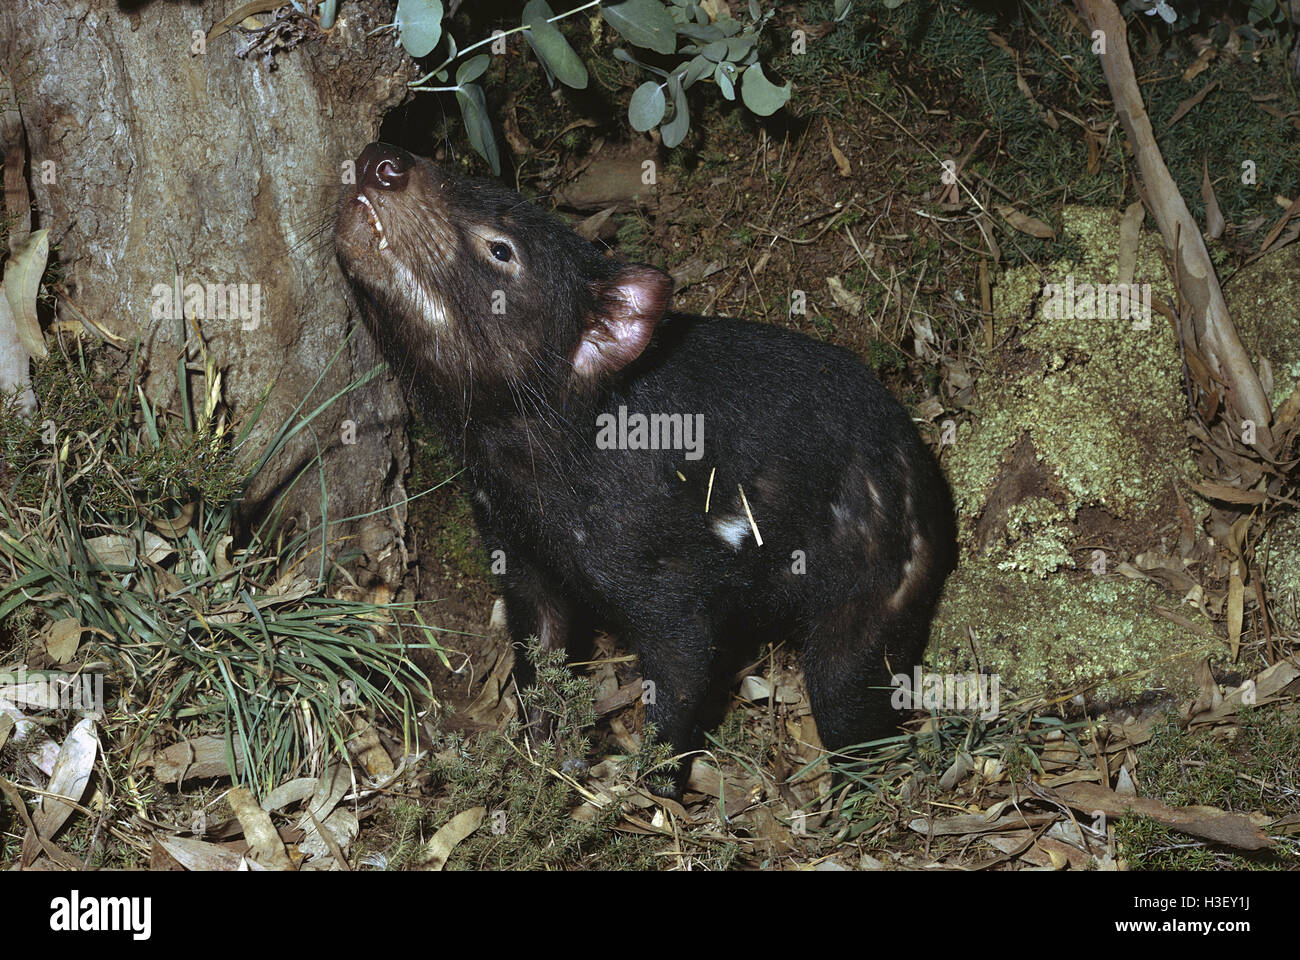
xmin=681 ymin=54 xmax=713 ymax=89
xmin=748 ymin=0 xmax=761 ymax=18
xmin=395 ymin=0 xmax=444 ymax=58
xmin=603 ymin=0 xmax=679 ymax=55
xmin=740 ymin=62 xmax=790 ymax=116
xmin=714 ymin=61 xmax=736 ymax=100
xmin=701 ymin=40 xmax=728 ymax=62
xmin=455 ymin=53 xmax=490 ymax=85
xmin=628 ymin=81 xmax=667 ymax=131
xmin=676 ymin=23 xmax=725 ymax=41
xmin=613 ymin=46 xmax=670 ymax=78
xmin=523 ymin=0 xmax=589 ymax=89
xmin=660 ymin=74 xmax=690 ymax=148
xmin=2 ymin=228 xmax=49 ymax=360
xmin=1247 ymin=0 xmax=1276 ymax=20
xmin=725 ymin=34 xmax=757 ymax=59
xmin=716 ymin=17 xmax=742 ymax=36
xmin=456 ymin=83 xmax=500 ymax=175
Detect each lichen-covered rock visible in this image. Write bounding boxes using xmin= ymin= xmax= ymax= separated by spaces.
xmin=947 ymin=206 xmax=1200 ymax=574
xmin=932 ymin=207 xmax=1214 ymax=708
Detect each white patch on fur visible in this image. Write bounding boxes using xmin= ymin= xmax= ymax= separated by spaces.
xmin=393 ymin=259 xmax=451 ymax=328
xmin=712 ymin=515 xmax=751 ymax=550
xmin=888 ymin=533 xmax=928 ymax=611
xmin=866 ymin=479 xmax=883 ymax=512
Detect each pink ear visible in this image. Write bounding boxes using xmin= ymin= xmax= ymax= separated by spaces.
xmin=573 ymin=266 xmax=672 ymax=378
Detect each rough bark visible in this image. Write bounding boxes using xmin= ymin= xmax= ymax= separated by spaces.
xmin=1 ymin=0 xmax=417 ymax=584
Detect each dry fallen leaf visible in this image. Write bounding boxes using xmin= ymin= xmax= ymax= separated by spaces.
xmin=1168 ymin=80 xmax=1219 ymax=127
xmin=45 ymin=619 xmax=83 ymax=664
xmin=995 ymin=203 xmax=1055 ymax=239
xmin=823 ymin=117 xmax=850 ymax=177
xmin=24 ymin=717 xmax=97 ymax=864
xmin=156 ymin=835 xmax=246 ymax=871
xmin=826 ymin=276 xmax=863 ymax=315
xmin=0 ymin=699 xmax=59 ymax=775
xmin=84 ymin=532 xmax=174 ymax=567
xmin=418 ymin=806 xmax=486 ymax=870
xmin=1201 ymin=158 xmax=1225 ymax=240
xmin=1192 ymin=481 xmax=1267 ymax=505
xmin=228 ymin=785 xmax=292 ymax=871
xmin=149 ymin=735 xmax=246 ymax=785
xmin=1054 ymin=782 xmax=1273 ymax=850
xmin=1182 ymin=47 xmax=1215 ymax=82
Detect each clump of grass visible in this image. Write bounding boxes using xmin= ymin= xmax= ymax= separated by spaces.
xmin=814 ymin=701 xmax=1093 ymax=839
xmin=0 ymin=322 xmax=446 ymax=799
xmin=421 ymin=644 xmax=660 ymax=870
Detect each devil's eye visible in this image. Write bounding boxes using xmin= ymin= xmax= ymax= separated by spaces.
xmin=490 ymin=241 xmax=513 ymax=262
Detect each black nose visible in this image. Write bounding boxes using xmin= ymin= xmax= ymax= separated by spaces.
xmin=357 ymin=142 xmax=412 ymax=191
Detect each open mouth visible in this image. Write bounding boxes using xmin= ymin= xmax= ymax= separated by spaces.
xmin=356 ymin=191 xmax=388 ymax=251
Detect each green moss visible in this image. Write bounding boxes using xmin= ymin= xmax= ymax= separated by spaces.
xmin=948 ymin=206 xmax=1199 ymax=560
xmin=931 ymin=562 xmax=1216 ymax=704
xmin=865 ymin=338 xmax=908 ymax=375
xmin=996 ymin=497 xmax=1074 ymax=577
xmin=407 ymin=419 xmax=490 ymax=584
xmin=419 ymin=646 xmax=666 ymax=870
xmin=1260 ymin=511 xmax=1300 ymax=632
xmin=935 ymin=209 xmax=1216 ymax=701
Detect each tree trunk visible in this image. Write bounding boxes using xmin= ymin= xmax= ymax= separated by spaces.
xmin=2 ymin=0 xmax=416 ymax=585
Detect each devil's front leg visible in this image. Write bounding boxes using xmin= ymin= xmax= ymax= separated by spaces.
xmin=476 ymin=520 xmax=591 ymax=736
xmin=626 ymin=609 xmax=716 ymax=798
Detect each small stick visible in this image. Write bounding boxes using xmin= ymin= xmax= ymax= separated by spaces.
xmin=738 ymin=484 xmax=763 ymax=546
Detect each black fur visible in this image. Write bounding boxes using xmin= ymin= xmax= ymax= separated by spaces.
xmin=335 ymin=143 xmax=957 ymax=794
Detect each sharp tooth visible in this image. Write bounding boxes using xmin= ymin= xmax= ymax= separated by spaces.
xmin=356 ymin=193 xmax=387 ymax=248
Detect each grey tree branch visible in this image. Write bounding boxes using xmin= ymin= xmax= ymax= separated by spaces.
xmin=1075 ymin=0 xmax=1274 ymax=450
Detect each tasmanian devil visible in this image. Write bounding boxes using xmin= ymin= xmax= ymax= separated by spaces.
xmin=334 ymin=142 xmax=957 ymax=794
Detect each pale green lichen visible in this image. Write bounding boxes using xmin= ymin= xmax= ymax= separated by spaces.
xmin=934 ymin=207 xmax=1215 ymax=704
xmin=995 ymin=497 xmax=1074 ymax=577
xmin=1226 ymin=242 xmax=1300 ymax=408
xmin=947 ymin=206 xmax=1199 ymax=565
xmin=930 ymin=563 xmax=1218 ymax=705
